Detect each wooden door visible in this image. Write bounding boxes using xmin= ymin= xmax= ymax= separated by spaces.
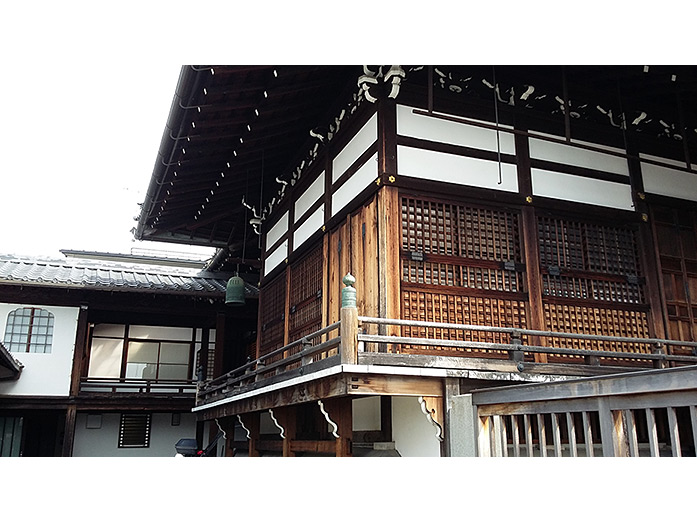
xmin=652 ymin=205 xmax=697 ymax=356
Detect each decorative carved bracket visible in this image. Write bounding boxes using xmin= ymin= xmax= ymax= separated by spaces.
xmin=318 ymin=400 xmax=340 ymax=439
xmin=268 ymin=409 xmax=286 ymax=439
xmin=237 ymin=414 xmax=251 ymax=440
xmin=215 ymin=418 xmax=227 ymax=440
xmin=419 ymin=396 xmax=444 ymax=442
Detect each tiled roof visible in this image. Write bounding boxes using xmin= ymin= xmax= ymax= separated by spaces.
xmin=0 ymin=341 xmax=22 ymax=380
xmin=0 ymin=254 xmax=257 ymax=297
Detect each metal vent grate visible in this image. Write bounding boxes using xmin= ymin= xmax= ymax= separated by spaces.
xmin=118 ymin=413 xmax=151 ymax=448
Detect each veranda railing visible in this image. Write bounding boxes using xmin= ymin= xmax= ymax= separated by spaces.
xmin=197 ymin=274 xmax=697 ymax=405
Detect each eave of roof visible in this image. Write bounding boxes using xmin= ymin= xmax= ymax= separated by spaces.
xmin=0 ymin=254 xmax=258 ymax=298
xmin=0 ymin=341 xmax=23 ymax=381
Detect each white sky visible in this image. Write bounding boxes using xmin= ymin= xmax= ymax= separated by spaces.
xmin=0 ymin=4 xmax=682 ymax=261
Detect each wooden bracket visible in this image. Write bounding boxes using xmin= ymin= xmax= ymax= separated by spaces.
xmin=318 ymin=400 xmax=340 ymax=438
xmin=237 ymin=414 xmax=251 ymax=440
xmin=268 ymin=409 xmax=286 ymax=439
xmin=419 ymin=396 xmax=444 ymax=442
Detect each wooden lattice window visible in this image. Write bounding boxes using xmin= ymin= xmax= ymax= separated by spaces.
xmin=259 ymin=273 xmax=286 ymax=356
xmin=288 ymin=242 xmax=323 ymax=342
xmin=400 ymin=196 xmax=527 ymax=357
xmin=536 ymin=214 xmax=650 ymax=360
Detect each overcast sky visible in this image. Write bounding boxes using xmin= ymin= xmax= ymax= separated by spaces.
xmin=0 ymin=4 xmax=682 ymax=262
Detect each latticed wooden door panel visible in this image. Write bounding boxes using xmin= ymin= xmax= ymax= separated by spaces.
xmin=289 ymin=242 xmax=323 ymax=343
xmin=400 ymin=195 xmax=527 ymax=357
xmin=258 ymin=272 xmax=286 ymax=357
xmin=652 ymin=206 xmax=697 ymax=355
xmin=536 ymin=214 xmax=651 ymax=364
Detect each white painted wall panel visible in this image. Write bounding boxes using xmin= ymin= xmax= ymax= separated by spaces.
xmin=353 ymin=396 xmax=381 ymax=431
xmin=332 ymin=112 xmax=378 ymax=183
xmin=293 ymin=205 xmax=324 ymax=251
xmin=128 ymin=325 xmax=193 ymax=341
xmin=392 ymin=396 xmax=441 ymax=457
xmin=532 ymin=168 xmax=634 ymax=210
xmin=396 ymin=104 xmax=515 ymax=154
xmin=73 ymin=412 xmax=197 ymax=457
xmin=397 ymin=145 xmax=518 ymax=193
xmin=265 ymin=211 xmax=288 ymax=251
xmin=263 ymin=239 xmax=288 ymax=277
xmin=0 ymin=303 xmax=79 ymax=397
xmin=331 ymin=153 xmax=378 ymax=217
xmin=529 ymin=137 xmax=629 ymax=176
xmin=639 ymin=153 xmax=689 ymax=169
xmin=294 ymin=171 xmax=325 ymax=222
xmin=642 ymin=161 xmax=697 ymax=202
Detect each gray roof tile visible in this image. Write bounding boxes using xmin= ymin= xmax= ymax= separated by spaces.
xmin=0 ymin=254 xmax=258 ymax=297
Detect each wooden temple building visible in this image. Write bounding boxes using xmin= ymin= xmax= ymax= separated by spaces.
xmin=135 ymin=65 xmax=697 ymax=457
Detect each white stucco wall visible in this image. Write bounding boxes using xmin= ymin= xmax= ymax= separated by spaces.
xmin=392 ymin=396 xmax=441 ymax=457
xmin=0 ymin=302 xmax=79 ymax=397
xmin=72 ymin=412 xmax=197 ymax=457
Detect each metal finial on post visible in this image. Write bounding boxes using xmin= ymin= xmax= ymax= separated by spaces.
xmin=342 ymin=273 xmax=357 ymax=308
xmin=340 ymin=273 xmax=358 ymax=364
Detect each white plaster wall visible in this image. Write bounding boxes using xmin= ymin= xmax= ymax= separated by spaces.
xmin=293 ymin=204 xmax=324 ymax=251
xmin=265 ymin=211 xmax=289 ymax=251
xmin=332 ymin=112 xmax=378 ymax=183
xmin=532 ymin=168 xmax=635 ymax=210
xmin=352 ymin=396 xmax=381 ymax=431
xmin=72 ymin=412 xmax=197 ymax=457
xmin=0 ymin=302 xmax=79 ymax=397
xmin=396 ymin=104 xmax=516 ymax=155
xmin=263 ymin=239 xmax=288 ymax=276
xmin=295 ymin=171 xmax=325 ymax=222
xmin=391 ymin=396 xmax=441 ymax=457
xmin=529 ymin=136 xmax=629 ymax=176
xmin=397 ymin=145 xmax=519 ymax=193
xmin=641 ymin=161 xmax=697 ymax=202
xmin=331 ymin=152 xmax=378 ymax=217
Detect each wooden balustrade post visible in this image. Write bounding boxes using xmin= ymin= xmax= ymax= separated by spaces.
xmin=340 ymin=274 xmax=358 ymax=365
xmin=508 ymin=330 xmax=524 ymax=370
xmin=652 ymin=342 xmax=667 ymax=369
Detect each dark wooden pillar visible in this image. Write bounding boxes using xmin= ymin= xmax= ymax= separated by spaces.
xmin=325 ymin=397 xmax=352 ymax=457
xmin=515 ymin=130 xmax=547 ymax=361
xmin=240 ymin=412 xmax=260 ymax=457
xmin=61 ymin=405 xmax=77 ymax=457
xmin=275 ymin=406 xmax=297 ymax=457
xmin=69 ymin=304 xmax=90 ymax=396
xmin=213 ymin=312 xmax=226 ymax=379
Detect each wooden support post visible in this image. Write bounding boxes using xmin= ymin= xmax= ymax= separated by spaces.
xmin=69 ymin=304 xmax=90 ymax=396
xmin=217 ymin=417 xmax=237 ymax=457
xmin=340 ymin=274 xmax=358 ymax=365
xmin=323 ymin=397 xmax=352 ymax=457
xmin=61 ymin=405 xmax=77 ymax=457
xmin=521 ymin=206 xmax=547 ymax=363
xmin=376 ymin=185 xmax=401 ymax=346
xmin=275 ymin=407 xmax=298 ymax=457
xmin=214 ymin=312 xmax=226 ymax=379
xmin=240 ymin=412 xmax=260 ymax=457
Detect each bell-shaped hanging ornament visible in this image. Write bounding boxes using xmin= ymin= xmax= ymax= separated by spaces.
xmin=225 ymin=275 xmax=246 ymax=306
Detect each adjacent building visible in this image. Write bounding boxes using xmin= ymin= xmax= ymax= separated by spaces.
xmin=0 ymin=253 xmax=256 ymax=456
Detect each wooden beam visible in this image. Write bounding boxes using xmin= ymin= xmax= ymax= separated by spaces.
xmin=199 ymin=374 xmax=348 ymax=420
xmin=346 ymin=373 xmax=443 ymax=397
xmin=69 ymin=304 xmax=90 ymax=396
